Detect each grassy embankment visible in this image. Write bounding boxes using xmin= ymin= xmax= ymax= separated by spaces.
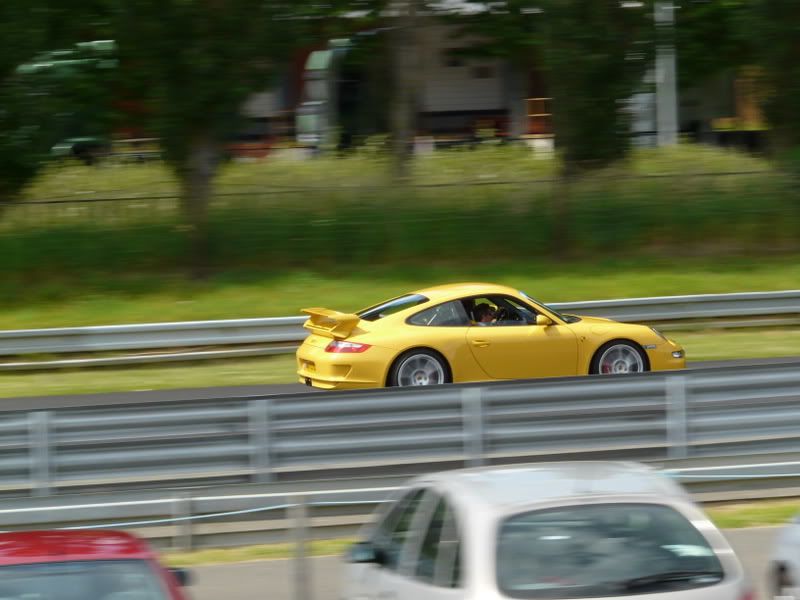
xmin=3 ymin=144 xmax=795 ymax=280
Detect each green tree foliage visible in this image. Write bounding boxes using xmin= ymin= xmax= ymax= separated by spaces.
xmin=751 ymin=0 xmax=800 ymax=159
xmin=0 ymin=1 xmax=114 ymax=203
xmin=543 ymin=0 xmax=654 ymax=173
xmin=0 ymin=2 xmax=59 ymax=203
xmin=112 ymin=0 xmax=359 ymax=275
xmin=461 ymin=0 xmax=654 ymax=175
xmin=674 ymin=0 xmax=753 ymax=91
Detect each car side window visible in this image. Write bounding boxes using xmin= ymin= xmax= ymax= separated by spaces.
xmin=465 ymin=295 xmax=537 ymax=327
xmin=371 ymin=489 xmax=426 ymax=571
xmin=502 ymin=297 xmax=538 ymax=325
xmin=413 ymin=496 xmax=463 ymax=588
xmin=436 ymin=503 xmax=462 ymax=588
xmin=408 ymin=301 xmax=470 ymax=327
xmin=415 ymin=498 xmax=446 ymax=582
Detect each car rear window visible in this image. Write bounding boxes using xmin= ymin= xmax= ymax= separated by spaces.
xmin=358 ymin=294 xmax=428 ymax=321
xmin=407 ymin=300 xmax=470 ymax=326
xmin=0 ymin=559 xmax=170 ymax=600
xmin=497 ymin=503 xmax=723 ymax=599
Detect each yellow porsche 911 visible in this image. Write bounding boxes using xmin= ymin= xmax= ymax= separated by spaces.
xmin=296 ymin=282 xmax=685 ymax=389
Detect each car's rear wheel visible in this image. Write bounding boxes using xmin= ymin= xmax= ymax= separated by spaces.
xmin=389 ymin=350 xmax=451 ymax=387
xmin=590 ymin=341 xmax=649 ymax=375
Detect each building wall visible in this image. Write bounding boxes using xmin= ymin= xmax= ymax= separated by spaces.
xmin=416 ymin=24 xmax=506 ymax=114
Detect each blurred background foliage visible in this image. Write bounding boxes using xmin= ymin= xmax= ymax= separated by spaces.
xmin=2 ymin=145 xmax=796 ymax=282
xmin=1 ymin=0 xmax=799 ymax=285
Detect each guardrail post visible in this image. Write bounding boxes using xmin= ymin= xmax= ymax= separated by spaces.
xmin=666 ymin=375 xmax=688 ymax=459
xmin=29 ymin=411 xmax=52 ymax=497
xmin=172 ymin=493 xmax=193 ymax=551
xmin=248 ymin=399 xmax=272 ymax=483
xmin=290 ymin=494 xmax=312 ymax=600
xmin=461 ymin=388 xmax=485 ymax=467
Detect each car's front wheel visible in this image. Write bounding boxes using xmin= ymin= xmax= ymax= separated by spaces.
xmin=389 ymin=349 xmax=451 ymax=387
xmin=590 ymin=341 xmax=649 ymax=375
xmin=773 ymin=564 xmax=796 ymax=599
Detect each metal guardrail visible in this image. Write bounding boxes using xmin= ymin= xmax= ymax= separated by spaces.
xmin=1 ymin=360 xmax=799 ymax=549
xmin=2 ymin=456 xmax=800 ymax=551
xmin=2 ymin=360 xmax=799 ymax=498
xmin=1 ymin=290 xmax=799 ymax=370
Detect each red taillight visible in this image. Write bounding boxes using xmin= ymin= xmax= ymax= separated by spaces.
xmin=325 ymin=340 xmax=371 ymax=353
xmin=738 ymin=590 xmax=755 ymax=600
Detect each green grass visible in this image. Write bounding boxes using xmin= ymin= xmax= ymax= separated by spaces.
xmin=22 ymin=144 xmax=771 ymax=202
xmin=164 ymin=538 xmax=356 ymax=567
xmin=3 ymin=256 xmax=800 ymax=329
xmin=21 ymin=143 xmax=555 ymax=201
xmin=159 ymin=497 xmax=799 ymax=567
xmin=706 ymin=498 xmax=800 ymax=529
xmin=2 ymin=327 xmax=798 ymax=399
xmin=676 ymin=327 xmax=800 ymax=360
xmin=0 ymin=355 xmax=298 ymax=398
xmin=3 ymin=145 xmax=796 ymax=279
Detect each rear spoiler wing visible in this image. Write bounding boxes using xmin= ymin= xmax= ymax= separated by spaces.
xmin=301 ymin=307 xmax=360 ymax=340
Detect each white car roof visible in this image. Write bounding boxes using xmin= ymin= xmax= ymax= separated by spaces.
xmin=415 ymin=461 xmax=687 ymax=511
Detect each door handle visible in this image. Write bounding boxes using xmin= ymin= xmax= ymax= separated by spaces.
xmin=471 ymin=340 xmax=490 ymax=347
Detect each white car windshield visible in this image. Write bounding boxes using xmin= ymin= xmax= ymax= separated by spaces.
xmin=0 ymin=560 xmax=170 ymax=600
xmin=497 ymin=503 xmax=723 ymax=599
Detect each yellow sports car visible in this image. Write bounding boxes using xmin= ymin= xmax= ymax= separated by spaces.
xmin=296 ymin=282 xmax=685 ymax=389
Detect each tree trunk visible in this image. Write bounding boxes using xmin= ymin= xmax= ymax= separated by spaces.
xmin=506 ymin=63 xmax=528 ymax=140
xmin=550 ymin=164 xmax=574 ymax=261
xmin=179 ymin=134 xmax=218 ymax=279
xmin=389 ymin=1 xmax=418 ymax=181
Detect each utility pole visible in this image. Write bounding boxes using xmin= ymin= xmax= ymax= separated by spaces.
xmin=655 ymin=1 xmax=678 ymax=146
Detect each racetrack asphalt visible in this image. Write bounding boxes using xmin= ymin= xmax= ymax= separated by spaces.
xmin=3 ymin=357 xmax=800 ymax=412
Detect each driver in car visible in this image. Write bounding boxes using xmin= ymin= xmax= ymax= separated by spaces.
xmin=474 ymin=303 xmax=498 ymax=324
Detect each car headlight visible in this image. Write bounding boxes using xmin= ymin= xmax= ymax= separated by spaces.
xmin=650 ymin=327 xmax=668 ymax=341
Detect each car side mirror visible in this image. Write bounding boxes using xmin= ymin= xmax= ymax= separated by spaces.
xmin=169 ymin=567 xmax=192 ymax=587
xmin=347 ymin=541 xmax=386 ymax=566
xmin=536 ymin=314 xmax=553 ymax=326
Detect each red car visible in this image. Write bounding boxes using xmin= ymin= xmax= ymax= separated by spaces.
xmin=0 ymin=529 xmax=191 ymax=600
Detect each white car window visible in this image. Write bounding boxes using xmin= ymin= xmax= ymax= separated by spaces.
xmin=435 ymin=502 xmax=461 ymax=588
xmin=372 ymin=488 xmax=426 ymax=571
xmin=415 ymin=498 xmax=447 ymax=582
xmin=497 ymin=503 xmax=723 ymax=598
xmin=413 ymin=496 xmax=462 ymax=588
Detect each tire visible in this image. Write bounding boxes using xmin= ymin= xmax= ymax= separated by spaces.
xmin=590 ymin=340 xmax=649 ymax=375
xmin=388 ymin=349 xmax=451 ymax=387
xmin=773 ymin=564 xmax=796 ymax=599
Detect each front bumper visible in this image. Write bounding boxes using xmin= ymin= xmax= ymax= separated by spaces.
xmin=647 ymin=340 xmax=686 ymax=371
xmin=296 ymin=341 xmax=395 ymax=390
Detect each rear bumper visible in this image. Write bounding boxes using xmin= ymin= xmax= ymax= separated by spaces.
xmin=296 ymin=341 xmax=394 ymax=390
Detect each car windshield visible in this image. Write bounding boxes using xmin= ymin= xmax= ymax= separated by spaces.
xmin=358 ymin=294 xmax=429 ymax=321
xmin=0 ymin=559 xmax=170 ymax=600
xmin=519 ymin=291 xmax=581 ymax=324
xmin=497 ymin=503 xmax=723 ymax=599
